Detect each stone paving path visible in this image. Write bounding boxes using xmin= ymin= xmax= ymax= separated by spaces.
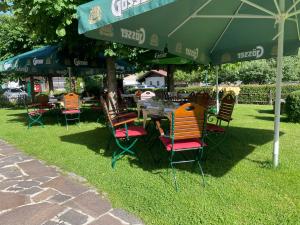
xmin=0 ymin=140 xmax=144 ymax=225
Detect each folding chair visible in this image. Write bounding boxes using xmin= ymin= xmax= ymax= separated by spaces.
xmin=26 ymin=103 xmax=47 ymax=129
xmin=100 ymin=97 xmax=147 ymax=168
xmin=107 ymin=94 xmax=137 ymax=120
xmin=206 ymin=93 xmax=235 ymax=134
xmin=35 ymin=93 xmax=53 ymax=110
xmin=158 ymin=103 xmax=207 ymax=191
xmin=62 ymin=93 xmax=81 ymax=129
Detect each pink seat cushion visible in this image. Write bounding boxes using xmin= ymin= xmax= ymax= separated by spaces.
xmin=206 ymin=123 xmax=225 ymax=133
xmin=28 ymin=109 xmax=47 ymax=116
xmin=115 ymin=126 xmax=147 ymax=138
xmin=159 ymin=136 xmax=207 ymax=151
xmin=62 ymin=109 xmax=81 ymax=114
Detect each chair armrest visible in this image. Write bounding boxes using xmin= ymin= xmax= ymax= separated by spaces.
xmin=155 ymin=121 xmax=165 ymax=136
xmin=114 ymin=112 xmax=137 ymax=119
xmin=113 ymin=117 xmax=137 ymax=127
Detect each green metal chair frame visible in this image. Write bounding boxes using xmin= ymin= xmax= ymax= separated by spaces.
xmin=26 ymin=103 xmax=47 ymax=129
xmin=100 ymin=97 xmax=147 ymax=169
xmin=158 ymin=103 xmax=207 ymax=191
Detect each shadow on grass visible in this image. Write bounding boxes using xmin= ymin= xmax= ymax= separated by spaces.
xmin=58 ymin=124 xmax=284 ymax=178
xmin=6 ymin=108 xmax=103 ymax=127
xmin=257 ymin=109 xmax=274 ymax=114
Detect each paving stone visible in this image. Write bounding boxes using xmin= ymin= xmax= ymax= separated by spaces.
xmin=19 ymin=186 xmax=43 ymax=195
xmin=87 ymin=215 xmax=123 ymax=225
xmin=6 ymin=186 xmax=24 ymax=192
xmin=0 ymin=179 xmax=20 ymax=190
xmin=63 ymin=192 xmax=111 ymax=218
xmin=0 ymin=147 xmax=20 ymax=156
xmin=42 ymin=221 xmax=62 ymax=225
xmin=0 ymin=191 xmax=29 ymax=211
xmin=0 ymin=202 xmax=65 ymax=225
xmin=0 ymin=166 xmax=23 ymax=179
xmin=32 ymin=188 xmax=59 ymax=203
xmin=16 ymin=180 xmax=40 ymax=188
xmin=41 ymin=176 xmax=89 ymax=197
xmin=58 ymin=209 xmax=88 ymax=225
xmin=0 ymin=154 xmax=32 ymax=168
xmin=18 ymin=160 xmax=58 ymax=178
xmin=48 ymin=194 xmax=72 ymax=204
xmin=34 ymin=176 xmax=54 ymax=183
xmin=111 ymin=209 xmax=144 ymax=225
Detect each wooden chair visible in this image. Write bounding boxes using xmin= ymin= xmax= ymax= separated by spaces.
xmin=107 ymin=94 xmax=137 ymax=120
xmin=62 ymin=93 xmax=81 ymax=129
xmin=206 ymin=93 xmax=235 ymax=133
xmin=194 ymin=92 xmax=211 ymax=109
xmin=35 ymin=94 xmax=53 ymax=110
xmin=157 ymin=103 xmax=207 ymax=191
xmin=100 ymin=97 xmax=147 ymax=168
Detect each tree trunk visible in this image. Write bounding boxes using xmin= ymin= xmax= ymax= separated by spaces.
xmin=167 ymin=65 xmax=175 ymax=92
xmin=48 ymin=76 xmax=54 ymax=93
xmin=106 ymin=57 xmax=118 ymax=110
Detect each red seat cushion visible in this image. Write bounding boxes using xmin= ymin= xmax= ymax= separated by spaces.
xmin=28 ymin=109 xmax=47 ymax=116
xmin=206 ymin=123 xmax=225 ymax=133
xmin=115 ymin=126 xmax=147 ymax=138
xmin=159 ymin=136 xmax=207 ymax=151
xmin=39 ymin=103 xmax=53 ymax=109
xmin=62 ymin=109 xmax=81 ymax=114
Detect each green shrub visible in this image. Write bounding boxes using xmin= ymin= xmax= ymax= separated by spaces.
xmin=175 ymin=84 xmax=300 ymax=105
xmin=286 ymin=90 xmax=300 ymax=122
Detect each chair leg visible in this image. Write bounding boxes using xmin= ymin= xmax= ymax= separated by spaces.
xmin=111 ymin=138 xmax=138 ymax=169
xmin=169 ymin=151 xmax=179 ymax=191
xmin=64 ymin=114 xmax=68 ymax=130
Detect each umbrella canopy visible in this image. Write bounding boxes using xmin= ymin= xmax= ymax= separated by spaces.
xmin=141 ymin=50 xmax=193 ymax=65
xmin=77 ymin=0 xmax=300 ymax=167
xmin=78 ymin=0 xmax=300 ymax=64
xmin=0 ymin=45 xmax=134 ymax=76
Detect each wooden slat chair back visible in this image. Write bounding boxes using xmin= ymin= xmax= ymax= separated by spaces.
xmin=100 ymin=96 xmax=114 ymax=129
xmin=206 ymin=93 xmax=235 ymax=134
xmin=188 ymin=92 xmax=196 ymax=102
xmin=106 ymin=94 xmax=137 ymax=120
xmin=140 ymin=91 xmax=155 ymax=101
xmin=100 ymin=97 xmax=146 ymax=168
xmin=35 ymin=94 xmax=49 ymax=105
xmin=217 ymin=93 xmax=235 ymax=123
xmin=64 ymin=93 xmax=80 ymax=110
xmin=194 ymin=92 xmax=211 ymax=109
xmin=62 ymin=93 xmax=81 ymax=129
xmin=172 ymin=103 xmax=205 ymax=141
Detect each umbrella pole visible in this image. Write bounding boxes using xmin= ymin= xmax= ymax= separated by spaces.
xmin=273 ymin=0 xmax=285 ymax=168
xmin=215 ymin=66 xmax=220 ymax=113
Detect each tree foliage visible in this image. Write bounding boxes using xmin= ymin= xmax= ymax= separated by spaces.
xmin=0 ymin=14 xmax=41 ymax=60
xmin=174 ymin=56 xmax=300 ymax=85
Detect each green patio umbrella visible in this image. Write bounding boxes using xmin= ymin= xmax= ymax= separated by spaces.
xmin=0 ymin=45 xmax=134 ymax=76
xmin=77 ymin=0 xmax=300 ymax=167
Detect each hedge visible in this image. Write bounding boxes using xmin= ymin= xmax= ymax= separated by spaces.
xmin=286 ymin=90 xmax=300 ymax=122
xmin=175 ymin=84 xmax=300 ymax=105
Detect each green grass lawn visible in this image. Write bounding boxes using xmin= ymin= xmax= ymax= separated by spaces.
xmin=0 ymin=105 xmax=299 ymax=225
